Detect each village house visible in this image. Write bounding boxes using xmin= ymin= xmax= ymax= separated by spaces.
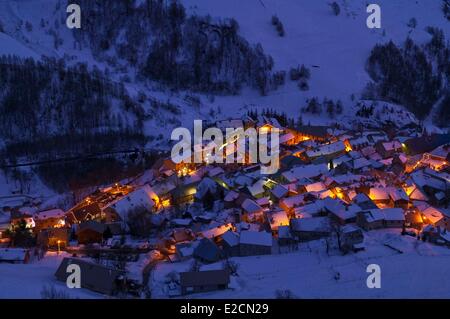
xmin=265 ymin=210 xmax=290 ymax=235
xmin=387 ymin=187 xmax=409 ymax=209
xmin=175 ymin=242 xmax=195 ymax=261
xmin=221 ymin=230 xmax=240 ymax=257
xmin=368 ymin=187 xmax=391 ymax=206
xmin=66 ymin=201 xmax=102 ymax=225
xmin=403 ymin=134 xmax=450 ymax=156
xmin=356 ymin=208 xmax=405 ymax=230
xmin=198 ymin=223 xmax=233 ymax=242
xmin=422 ymin=206 xmax=450 ymax=232
xmin=33 ymin=209 xmax=66 ymax=231
xmin=290 ymin=217 xmax=331 ymax=241
xmin=339 ymin=225 xmax=365 ymax=253
xmin=382 ymin=208 xmax=406 ymax=228
xmin=356 ymin=210 xmax=385 ymax=230
xmin=10 ymin=208 xmax=35 ymax=228
xmin=239 ymin=231 xmax=273 ymax=257
xmin=277 ymin=225 xmax=296 ymax=246
xmin=104 ymin=184 xmax=159 ymax=223
xmin=422 ymin=225 xmax=450 ymax=247
xmin=37 ymin=227 xmax=70 ymax=250
xmin=279 ymin=194 xmax=304 ymax=214
xmin=180 ymin=269 xmax=230 ymax=295
xmin=293 ymin=125 xmax=331 ymax=142
xmin=375 ymin=140 xmax=402 ymax=159
xmin=75 ymin=220 xmax=111 ymax=245
xmin=305 ymin=141 xmax=347 ymax=161
xmin=55 ymin=257 xmax=125 ymax=295
xmin=241 ymin=198 xmax=264 ymax=222
xmin=193 ymin=238 xmax=223 ymax=263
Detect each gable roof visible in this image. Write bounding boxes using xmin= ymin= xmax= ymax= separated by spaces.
xmin=193 ymin=238 xmax=222 ymax=262
xmin=290 ymin=217 xmax=331 ymax=232
xmin=239 ymin=231 xmax=272 ymax=247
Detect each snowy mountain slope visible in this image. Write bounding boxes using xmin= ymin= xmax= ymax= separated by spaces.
xmin=0 ymin=0 xmax=447 ymax=134
xmin=182 ymin=0 xmax=449 ymax=116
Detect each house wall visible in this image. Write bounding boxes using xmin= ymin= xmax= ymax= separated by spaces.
xmin=223 ymin=242 xmax=240 ymax=257
xmin=239 ymin=243 xmax=271 ymax=257
xmin=77 ymin=229 xmax=102 ymax=245
xmin=292 ymin=230 xmax=330 ymax=242
xmin=356 ymin=216 xmax=384 ymax=231
xmin=384 ymin=220 xmax=404 ymax=228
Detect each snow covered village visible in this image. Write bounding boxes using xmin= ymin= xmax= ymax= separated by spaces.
xmin=0 ymin=0 xmax=449 ymax=300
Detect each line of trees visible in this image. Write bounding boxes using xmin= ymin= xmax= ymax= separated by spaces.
xmin=0 ymin=55 xmax=146 ymax=161
xmin=365 ymin=28 xmax=449 ymax=125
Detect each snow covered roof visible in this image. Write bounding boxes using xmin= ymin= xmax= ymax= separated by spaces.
xmin=239 ymin=231 xmax=272 ymax=247
xmin=305 ymin=182 xmax=327 ymax=193
xmin=294 ymin=201 xmax=324 ymax=216
xmin=283 ymin=164 xmax=328 ymax=182
xmin=369 ymin=188 xmax=390 ymax=201
xmin=409 ymin=187 xmax=429 ymax=201
xmin=290 ymin=217 xmax=330 ymax=232
xmin=381 ymin=141 xmax=402 ymax=151
xmin=280 ymin=194 xmax=304 ymax=209
xmin=280 ymin=132 xmax=295 ymax=144
xmin=34 ymin=208 xmax=65 ymax=220
xmin=412 ymin=171 xmax=446 ymax=191
xmin=200 ymin=223 xmax=233 ymax=239
xmin=195 ymin=177 xmax=218 ymax=199
xmin=107 ymin=185 xmax=158 ymax=221
xmin=241 ymin=199 xmax=262 ymax=214
xmin=333 ymin=174 xmax=364 ymax=185
xmin=430 ymin=144 xmax=450 ymax=159
xmin=422 ymin=207 xmax=445 ymax=224
xmin=362 ymin=210 xmax=385 ymax=222
xmin=270 ymin=184 xmax=289 ymax=199
xmin=349 ymin=136 xmax=369 ymax=146
xmin=387 ymin=187 xmax=408 ymax=202
xmin=306 ymin=141 xmax=346 ymax=158
xmin=224 ymin=190 xmax=239 ymax=202
xmin=247 ymin=179 xmax=266 ymax=197
xmin=256 ymin=197 xmax=270 ymax=206
xmin=222 ymin=230 xmax=240 ymax=247
xmin=353 ymin=157 xmax=371 ymax=170
xmin=381 ymin=208 xmax=405 ymax=221
xmin=267 ymin=210 xmax=290 ymax=230
xmin=234 ymin=175 xmax=254 ymax=187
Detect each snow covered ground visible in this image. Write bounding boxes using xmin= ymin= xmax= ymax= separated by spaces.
xmin=0 ymin=252 xmax=101 ymax=299
xmin=151 ymin=229 xmax=450 ymax=299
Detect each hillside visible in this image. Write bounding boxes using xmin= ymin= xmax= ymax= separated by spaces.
xmin=0 ymin=0 xmax=448 ymax=195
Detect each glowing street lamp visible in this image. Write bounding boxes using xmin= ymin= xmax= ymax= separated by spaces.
xmin=57 ymin=240 xmax=61 ymax=255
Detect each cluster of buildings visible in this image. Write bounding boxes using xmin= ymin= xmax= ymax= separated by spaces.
xmin=0 ymin=115 xmax=449 ymax=297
